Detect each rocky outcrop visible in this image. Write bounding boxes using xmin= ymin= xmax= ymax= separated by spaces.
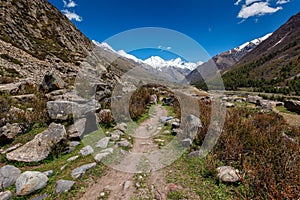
xmin=0 ymin=123 xmax=23 ymax=144
xmin=0 ymin=165 xmax=21 ymax=190
xmin=16 ymin=171 xmax=48 ymax=196
xmin=0 ymin=191 xmax=12 ymax=200
xmin=40 ymin=71 xmax=65 ymax=92
xmin=6 ymin=123 xmax=67 ymax=162
xmin=68 ymin=118 xmax=86 ymax=139
xmin=284 ymin=100 xmax=300 ymax=114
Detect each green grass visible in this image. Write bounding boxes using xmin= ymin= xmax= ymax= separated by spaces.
xmin=276 ymin=106 xmax=299 ymax=115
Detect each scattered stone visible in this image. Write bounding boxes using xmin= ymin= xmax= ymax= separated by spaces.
xmin=40 ymin=71 xmax=65 ymax=92
xmin=11 ymin=94 xmax=35 ymax=102
xmin=110 ymin=130 xmax=122 ymax=141
xmin=67 ymin=155 xmax=79 ymax=162
xmin=60 ymin=164 xmax=67 ymax=171
xmin=257 ymin=100 xmax=272 ymax=111
xmin=181 ymin=138 xmax=192 ymax=147
xmin=0 ymin=191 xmax=12 ymax=200
xmin=135 ymin=182 xmax=141 ymax=188
xmin=94 ymin=152 xmax=110 ymax=163
xmin=71 ymin=163 xmax=96 ymax=179
xmin=16 ymin=171 xmax=48 ymax=196
xmin=100 ymin=148 xmax=114 ymax=154
xmin=123 ymin=181 xmax=131 ymax=190
xmin=171 ymin=122 xmax=180 ymax=129
xmin=117 ymin=140 xmax=132 ymax=148
xmin=68 ymin=118 xmax=87 ymax=139
xmin=163 ymin=130 xmax=170 ymax=134
xmin=284 ymin=100 xmax=300 ymax=114
xmin=114 ymin=123 xmax=127 ymax=133
xmin=225 ymin=102 xmax=235 ymax=108
xmin=0 ymin=165 xmax=21 ymax=190
xmin=217 ymin=166 xmax=240 ymax=183
xmin=69 ymin=141 xmax=80 ymax=147
xmin=55 ymin=180 xmax=75 ymax=194
xmin=43 ymin=170 xmax=53 ymax=177
xmin=247 ymin=95 xmax=262 ymax=104
xmin=6 ymin=123 xmax=67 ymax=162
xmin=31 ymin=194 xmax=49 ymax=200
xmin=172 ymin=128 xmax=183 ymax=136
xmin=160 ymin=116 xmax=173 ymax=124
xmin=79 ymin=145 xmax=94 ymax=156
xmin=96 ymin=137 xmax=110 ymax=148
xmin=0 ymin=123 xmax=23 ymax=144
xmin=151 ymin=94 xmax=158 ymax=104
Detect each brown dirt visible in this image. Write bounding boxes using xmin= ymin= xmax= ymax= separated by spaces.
xmin=80 ymin=105 xmax=170 ymax=200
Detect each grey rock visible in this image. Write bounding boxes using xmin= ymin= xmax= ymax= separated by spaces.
xmin=100 ymin=148 xmax=114 ymax=154
xmin=94 ymin=152 xmax=110 ymax=163
xmin=151 ymin=94 xmax=158 ymax=104
xmin=225 ymin=102 xmax=235 ymax=108
xmin=171 ymin=122 xmax=180 ymax=129
xmin=79 ymin=145 xmax=94 ymax=156
xmin=40 ymin=71 xmax=65 ymax=92
xmin=247 ymin=95 xmax=262 ymax=104
xmin=55 ymin=180 xmax=75 ymax=194
xmin=123 ymin=181 xmax=131 ymax=190
xmin=284 ymin=100 xmax=300 ymax=114
xmin=0 ymin=191 xmax=12 ymax=200
xmin=47 ymin=100 xmax=99 ymax=120
xmin=95 ymin=137 xmax=110 ymax=148
xmin=69 ymin=141 xmax=80 ymax=147
xmin=0 ymin=165 xmax=21 ymax=190
xmin=71 ymin=163 xmax=96 ymax=179
xmin=42 ymin=170 xmax=53 ymax=177
xmin=217 ymin=166 xmax=240 ymax=183
xmin=181 ymin=138 xmax=192 ymax=147
xmin=110 ymin=130 xmax=122 ymax=141
xmin=117 ymin=140 xmax=132 ymax=148
xmin=6 ymin=123 xmax=67 ymax=162
xmin=67 ymin=155 xmax=79 ymax=162
xmin=0 ymin=123 xmax=23 ymax=144
xmin=68 ymin=118 xmax=86 ymax=139
xmin=0 ymin=143 xmax=22 ymax=154
xmin=160 ymin=116 xmax=173 ymax=124
xmin=257 ymin=100 xmax=272 ymax=111
xmin=16 ymin=171 xmax=48 ymax=196
xmin=114 ymin=123 xmax=127 ymax=133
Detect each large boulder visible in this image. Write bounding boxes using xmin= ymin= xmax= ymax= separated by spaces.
xmin=0 ymin=165 xmax=21 ymax=190
xmin=40 ymin=71 xmax=65 ymax=92
xmin=284 ymin=100 xmax=300 ymax=114
xmin=0 ymin=123 xmax=23 ymax=144
xmin=6 ymin=123 xmax=67 ymax=162
xmin=16 ymin=171 xmax=48 ymax=196
xmin=217 ymin=166 xmax=240 ymax=183
xmin=247 ymin=95 xmax=262 ymax=104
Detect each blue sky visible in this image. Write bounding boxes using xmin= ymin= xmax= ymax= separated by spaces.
xmin=49 ymin=0 xmax=300 ymax=62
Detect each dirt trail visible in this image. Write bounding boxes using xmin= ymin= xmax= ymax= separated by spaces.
xmin=273 ymin=107 xmax=300 ymax=127
xmin=80 ymin=105 xmax=168 ymax=200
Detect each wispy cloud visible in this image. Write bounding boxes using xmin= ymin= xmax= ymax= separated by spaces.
xmin=245 ymin=0 xmax=261 ymax=5
xmin=62 ymin=10 xmax=82 ymax=22
xmin=234 ymin=0 xmax=242 ymax=6
xmin=276 ymin=0 xmax=290 ymax=4
xmin=63 ymin=0 xmax=77 ymax=8
xmin=158 ymin=45 xmax=172 ymax=50
xmin=238 ymin=2 xmax=282 ymax=19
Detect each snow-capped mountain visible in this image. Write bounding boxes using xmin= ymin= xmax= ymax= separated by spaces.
xmin=93 ymin=40 xmax=202 ymax=82
xmin=186 ymin=33 xmax=272 ymax=84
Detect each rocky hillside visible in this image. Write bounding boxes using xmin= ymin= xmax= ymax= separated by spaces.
xmin=186 ymin=33 xmax=271 ymax=85
xmin=222 ymin=11 xmax=300 ymax=94
xmin=0 ymin=0 xmax=94 ymax=62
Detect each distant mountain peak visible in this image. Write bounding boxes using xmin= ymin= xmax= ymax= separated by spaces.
xmin=234 ymin=33 xmax=272 ymax=52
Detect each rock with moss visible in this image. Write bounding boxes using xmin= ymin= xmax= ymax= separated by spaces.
xmin=55 ymin=180 xmax=75 ymax=194
xmin=71 ymin=163 xmax=96 ymax=179
xmin=6 ymin=123 xmax=67 ymax=162
xmin=16 ymin=171 xmax=48 ymax=196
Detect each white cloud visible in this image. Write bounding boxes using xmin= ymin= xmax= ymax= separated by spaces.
xmin=62 ymin=10 xmax=82 ymax=22
xmin=234 ymin=0 xmax=242 ymax=6
xmin=63 ymin=0 xmax=77 ymax=8
xmin=158 ymin=45 xmax=172 ymax=50
xmin=276 ymin=0 xmax=290 ymax=4
xmin=237 ymin=2 xmax=282 ymax=19
xmin=245 ymin=0 xmax=262 ymax=5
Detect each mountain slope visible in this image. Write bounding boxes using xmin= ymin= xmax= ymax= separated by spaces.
xmin=223 ymin=11 xmax=300 ymax=95
xmin=186 ymin=33 xmax=271 ymax=85
xmin=0 ymin=0 xmax=94 ymax=62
